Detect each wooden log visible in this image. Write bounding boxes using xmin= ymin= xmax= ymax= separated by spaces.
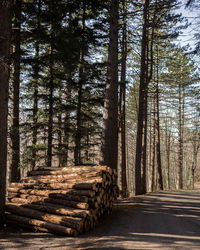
xmin=8 ymin=188 xmax=95 ymax=198
xmin=27 ymin=168 xmax=102 ymax=177
xmin=21 ymin=174 xmax=106 ymax=188
xmin=21 ymin=202 xmax=91 ymax=218
xmin=22 ymin=172 xmax=106 ymax=183
xmin=88 ymin=201 xmax=99 ymax=209
xmin=35 ymin=165 xmax=111 ymax=173
xmin=27 ymin=165 xmax=112 ymax=177
xmin=8 ymin=196 xmax=43 ymax=204
xmin=88 ymin=196 xmax=101 ymax=205
xmin=61 ymin=165 xmax=112 ymax=175
xmin=48 ymin=193 xmax=89 ymax=203
xmin=47 ymin=183 xmax=97 ymax=191
xmin=45 ymin=198 xmax=89 ymax=210
xmin=83 ymin=218 xmax=91 ymax=232
xmin=10 ymin=183 xmax=35 ymax=189
xmin=6 ymin=213 xmax=78 ymax=236
xmin=18 ymin=193 xmax=89 ymax=203
xmin=6 ymin=193 xmax=19 ymax=199
xmin=8 ymin=196 xmax=89 ymax=210
xmin=6 ymin=204 xmax=83 ymax=232
xmin=27 ymin=170 xmax=63 ymax=176
xmin=6 ymin=219 xmax=49 ymax=233
xmin=9 ymin=182 xmax=98 ymax=191
xmin=21 ymin=176 xmax=105 ymax=186
xmin=61 ymin=165 xmax=107 ymax=171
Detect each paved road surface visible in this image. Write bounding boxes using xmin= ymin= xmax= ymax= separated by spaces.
xmin=1 ymin=190 xmax=200 ymax=249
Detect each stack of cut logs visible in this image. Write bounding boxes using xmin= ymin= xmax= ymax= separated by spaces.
xmin=6 ymin=166 xmax=118 ymax=236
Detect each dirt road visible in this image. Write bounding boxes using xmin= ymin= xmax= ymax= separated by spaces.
xmin=1 ymin=190 xmax=200 ymax=249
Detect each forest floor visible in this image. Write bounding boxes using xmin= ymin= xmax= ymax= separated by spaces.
xmin=1 ymin=187 xmax=200 ymax=249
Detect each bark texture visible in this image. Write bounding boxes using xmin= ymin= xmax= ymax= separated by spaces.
xmin=0 ymin=0 xmax=11 ymax=228
xmin=119 ymin=0 xmax=128 ymax=197
xmin=101 ymin=0 xmax=119 ymax=170
xmin=10 ymin=0 xmax=21 ymax=182
xmin=135 ymin=0 xmax=149 ymax=195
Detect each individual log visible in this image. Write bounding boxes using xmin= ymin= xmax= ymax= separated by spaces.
xmin=47 ymin=183 xmax=97 ymax=191
xmin=6 ymin=204 xmax=83 ymax=232
xmin=61 ymin=165 xmax=112 ymax=174
xmin=8 ymin=197 xmax=43 ymax=204
xmin=6 ymin=219 xmax=49 ymax=233
xmin=44 ymin=198 xmax=89 ymax=210
xmin=9 ymin=182 xmax=98 ymax=191
xmin=48 ymin=193 xmax=89 ymax=203
xmin=18 ymin=202 xmax=91 ymax=218
xmin=6 ymin=213 xmax=78 ymax=236
xmin=10 ymin=183 xmax=35 ymax=189
xmin=6 ymin=193 xmax=19 ymax=199
xmin=8 ymin=196 xmax=89 ymax=210
xmin=18 ymin=193 xmax=89 ymax=203
xmin=27 ymin=165 xmax=112 ymax=177
xmin=17 ymin=202 xmax=91 ymax=218
xmin=8 ymin=188 xmax=95 ymax=198
xmin=27 ymin=169 xmax=101 ymax=177
xmin=22 ymin=175 xmax=106 ymax=184
xmin=27 ymin=170 xmax=63 ymax=176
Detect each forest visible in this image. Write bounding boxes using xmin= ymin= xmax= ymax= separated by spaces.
xmin=0 ymin=0 xmax=200 ymax=235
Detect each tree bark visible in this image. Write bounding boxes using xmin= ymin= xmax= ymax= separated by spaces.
xmin=135 ymin=0 xmax=149 ymax=195
xmin=119 ymin=0 xmax=128 ymax=197
xmin=151 ymin=93 xmax=156 ymax=192
xmin=154 ymin=50 xmax=163 ymax=191
xmin=74 ymin=3 xmax=86 ymax=165
xmin=0 ymin=0 xmax=11 ymax=228
xmin=10 ymin=0 xmax=21 ymax=182
xmin=47 ymin=46 xmax=54 ymax=167
xmin=165 ymin=116 xmax=171 ymax=190
xmin=32 ymin=0 xmax=41 ymax=170
xmin=178 ymin=83 xmax=183 ymax=189
xmin=47 ymin=2 xmax=55 ymax=167
xmin=63 ymin=71 xmax=72 ymax=166
xmin=74 ymin=49 xmax=83 ymax=165
xmin=101 ymin=0 xmax=119 ymax=171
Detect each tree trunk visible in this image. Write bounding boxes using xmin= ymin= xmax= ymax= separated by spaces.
xmin=10 ymin=0 xmax=21 ymax=182
xmin=74 ymin=3 xmax=86 ymax=165
xmin=74 ymin=50 xmax=83 ymax=165
xmin=58 ymin=87 xmax=63 ymax=167
xmin=0 ymin=0 xmax=11 ymax=228
xmin=178 ymin=83 xmax=183 ymax=189
xmin=47 ymin=9 xmax=55 ymax=167
xmin=101 ymin=0 xmax=119 ymax=171
xmin=165 ymin=116 xmax=171 ymax=190
xmin=148 ymin=101 xmax=153 ymax=192
xmin=191 ymin=136 xmax=199 ymax=189
xmin=151 ymin=94 xmax=156 ymax=192
xmin=135 ymin=0 xmax=149 ymax=195
xmin=47 ymin=55 xmax=54 ymax=167
xmin=63 ymin=72 xmax=72 ymax=166
xmin=119 ymin=0 xmax=128 ymax=197
xmin=154 ymin=48 xmax=163 ymax=191
xmin=32 ymin=0 xmax=41 ymax=170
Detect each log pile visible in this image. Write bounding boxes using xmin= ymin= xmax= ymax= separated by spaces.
xmin=6 ymin=166 xmax=118 ymax=236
